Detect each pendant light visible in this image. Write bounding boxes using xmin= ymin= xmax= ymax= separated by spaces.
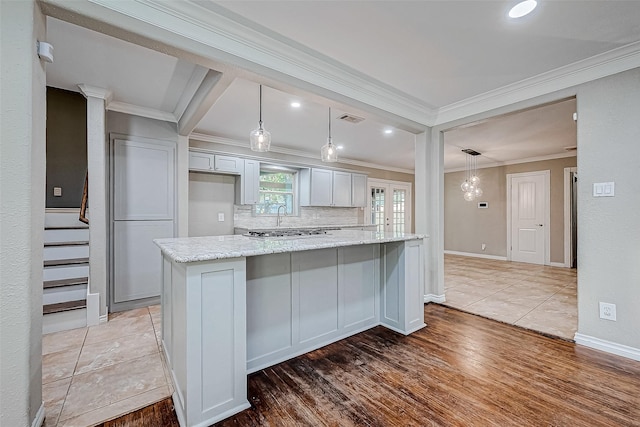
xmin=321 ymin=107 xmax=338 ymax=162
xmin=460 ymin=149 xmax=482 ymax=201
xmin=250 ymin=84 xmax=271 ymax=152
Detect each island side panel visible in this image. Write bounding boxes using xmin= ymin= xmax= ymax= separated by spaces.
xmin=165 ymin=257 xmax=250 ymax=427
xmin=380 ymin=240 xmax=426 ymax=335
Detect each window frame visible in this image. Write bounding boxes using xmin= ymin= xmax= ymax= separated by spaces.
xmin=254 ymin=168 xmax=299 ymax=217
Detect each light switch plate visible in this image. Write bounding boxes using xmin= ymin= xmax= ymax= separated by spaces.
xmin=53 ymin=187 xmax=62 ymax=197
xmin=218 ymin=212 xmax=224 ymax=222
xmin=593 ymin=182 xmax=615 ymax=197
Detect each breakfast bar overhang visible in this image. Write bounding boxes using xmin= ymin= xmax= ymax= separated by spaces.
xmin=155 ymin=230 xmax=427 ymax=427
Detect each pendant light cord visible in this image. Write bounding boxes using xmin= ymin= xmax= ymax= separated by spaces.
xmin=328 ymin=107 xmax=332 ymax=141
xmin=259 ymin=85 xmax=263 ymax=126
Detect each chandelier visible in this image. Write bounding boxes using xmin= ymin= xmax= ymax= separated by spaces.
xmin=460 ymin=149 xmax=483 ymax=201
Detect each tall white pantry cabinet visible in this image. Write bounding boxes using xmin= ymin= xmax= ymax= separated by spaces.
xmin=111 ymin=137 xmax=176 ymax=311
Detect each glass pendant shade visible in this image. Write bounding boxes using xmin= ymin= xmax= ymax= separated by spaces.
xmin=321 ymin=107 xmax=338 ymax=162
xmin=250 ymin=85 xmax=271 ymax=152
xmin=321 ymin=137 xmax=338 ymax=162
xmin=460 ymin=149 xmax=483 ymax=201
xmin=250 ymin=125 xmax=271 ymax=152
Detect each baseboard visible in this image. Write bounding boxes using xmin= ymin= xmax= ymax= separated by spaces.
xmin=548 ymin=262 xmax=568 ymax=268
xmin=43 ymin=308 xmax=87 ymax=334
xmin=86 ymin=291 xmax=100 ymax=327
xmin=31 ymin=402 xmax=45 ymax=427
xmin=99 ymin=314 xmax=108 ymax=324
xmin=424 ymin=294 xmax=446 ymax=303
xmin=444 ymin=250 xmax=507 ymax=261
xmin=574 ymin=333 xmax=640 ymax=361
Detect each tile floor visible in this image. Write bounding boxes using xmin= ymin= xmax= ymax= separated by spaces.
xmin=42 ymin=305 xmax=173 ymax=427
xmin=443 ymin=254 xmax=577 ymax=340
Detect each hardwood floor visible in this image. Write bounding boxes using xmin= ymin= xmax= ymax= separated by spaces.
xmin=104 ymin=304 xmax=640 ymax=426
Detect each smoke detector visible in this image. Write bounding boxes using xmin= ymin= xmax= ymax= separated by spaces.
xmin=338 ymin=113 xmax=365 ymax=124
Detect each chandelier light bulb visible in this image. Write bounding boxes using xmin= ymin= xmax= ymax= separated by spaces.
xmin=464 ymin=191 xmax=475 ymax=202
xmin=470 ymin=175 xmax=480 ymax=185
xmin=474 ymin=187 xmax=483 ymax=198
xmin=461 ymin=180 xmax=471 ymax=192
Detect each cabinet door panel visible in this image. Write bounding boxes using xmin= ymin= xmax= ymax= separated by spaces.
xmin=189 ymin=152 xmax=214 ymax=171
xmin=113 ymin=220 xmax=174 ymax=302
xmin=339 ymin=245 xmax=378 ymax=329
xmin=309 ymin=168 xmax=333 ymax=206
xmin=214 ymin=155 xmax=243 ymax=174
xmin=114 ymin=139 xmax=175 ymax=220
xmin=293 ymin=249 xmax=338 ymax=343
xmin=351 ymin=173 xmax=368 ymax=207
xmin=332 ymin=171 xmax=352 ymax=207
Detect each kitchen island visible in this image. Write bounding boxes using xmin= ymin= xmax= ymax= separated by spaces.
xmin=155 ymin=229 xmax=427 ymax=427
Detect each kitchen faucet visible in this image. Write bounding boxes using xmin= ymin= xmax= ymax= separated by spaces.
xmin=276 ymin=204 xmax=287 ymax=227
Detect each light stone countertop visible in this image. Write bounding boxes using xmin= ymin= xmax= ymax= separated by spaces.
xmin=155 ymin=229 xmax=427 ymax=263
xmin=234 ymin=224 xmax=376 ymax=232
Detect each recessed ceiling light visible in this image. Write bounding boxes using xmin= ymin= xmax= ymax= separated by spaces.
xmin=508 ymin=0 xmax=537 ymax=18
xmin=384 ymin=129 xmax=393 ymax=135
xmin=290 ymin=101 xmax=301 ymax=108
xmin=336 ymin=145 xmax=344 ymax=150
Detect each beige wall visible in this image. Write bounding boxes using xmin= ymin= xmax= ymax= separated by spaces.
xmin=444 ymin=156 xmax=577 ymax=263
xmin=188 ymin=172 xmax=236 ymax=236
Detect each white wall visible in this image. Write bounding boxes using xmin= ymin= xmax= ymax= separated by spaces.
xmin=576 ymin=68 xmax=640 ymax=351
xmin=0 ymin=1 xmax=46 ymax=425
xmin=189 ymin=172 xmax=236 ymax=236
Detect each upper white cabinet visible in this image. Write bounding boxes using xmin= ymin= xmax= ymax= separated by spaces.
xmin=300 ymin=168 xmax=366 ymax=207
xmin=332 ymin=171 xmax=352 ymax=207
xmin=235 ymin=159 xmax=260 ymax=205
xmin=189 ymin=151 xmax=244 ymax=174
xmin=351 ymin=173 xmax=368 ymax=208
xmin=215 ymin=155 xmax=244 ymax=174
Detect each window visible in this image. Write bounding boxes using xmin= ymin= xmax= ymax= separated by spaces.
xmin=255 ymin=170 xmax=296 ymax=215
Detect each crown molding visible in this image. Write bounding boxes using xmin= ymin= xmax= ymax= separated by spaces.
xmin=444 ymin=151 xmax=577 ymax=173
xmin=77 ymin=84 xmax=112 ymax=102
xmin=434 ymin=40 xmax=640 ymax=126
xmin=107 ymin=101 xmax=177 ymax=123
xmin=190 ymin=132 xmax=415 ymax=175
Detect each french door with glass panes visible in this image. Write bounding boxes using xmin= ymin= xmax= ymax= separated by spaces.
xmin=367 ymin=179 xmax=412 ymax=233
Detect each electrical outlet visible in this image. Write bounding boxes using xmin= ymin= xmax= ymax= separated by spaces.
xmin=218 ymin=212 xmax=225 ymax=222
xmin=599 ymin=302 xmax=616 ymax=321
xmin=481 ymin=243 xmax=486 ymax=251
xmin=53 ymin=187 xmax=62 ymax=197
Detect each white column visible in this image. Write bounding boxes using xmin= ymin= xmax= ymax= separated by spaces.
xmin=177 ymin=134 xmax=189 ymax=237
xmin=78 ymin=84 xmax=111 ymax=325
xmin=414 ymin=129 xmax=445 ymax=302
xmin=0 ymin=1 xmax=46 ymax=425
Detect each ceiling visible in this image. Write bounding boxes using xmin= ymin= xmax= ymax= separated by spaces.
xmin=44 ymin=1 xmax=640 ymax=172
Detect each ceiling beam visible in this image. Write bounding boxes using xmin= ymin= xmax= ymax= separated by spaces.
xmin=178 ymin=70 xmax=235 ymax=136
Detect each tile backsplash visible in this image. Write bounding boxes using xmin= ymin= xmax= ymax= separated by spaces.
xmin=234 ymin=205 xmax=365 ymax=229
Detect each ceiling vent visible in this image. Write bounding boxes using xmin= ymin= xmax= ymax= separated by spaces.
xmin=338 ymin=113 xmax=365 ymax=124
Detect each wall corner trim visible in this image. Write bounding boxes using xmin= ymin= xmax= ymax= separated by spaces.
xmin=31 ymin=402 xmax=45 ymax=427
xmin=574 ymin=333 xmax=640 ymax=362
xmin=86 ymin=291 xmax=100 ymax=327
xmin=77 ymin=84 xmax=112 ymax=101
xmin=424 ymin=294 xmax=446 ymax=303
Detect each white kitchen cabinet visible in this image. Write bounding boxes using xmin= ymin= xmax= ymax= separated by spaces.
xmin=189 ymin=151 xmax=214 ymax=172
xmin=332 ymin=171 xmax=352 ymax=207
xmin=235 ymin=159 xmax=260 ymax=205
xmin=188 ymin=151 xmax=244 ymax=175
xmin=214 ymin=155 xmax=244 ymax=174
xmin=300 ymin=168 xmax=355 ymax=207
xmin=351 ymin=173 xmax=368 ymax=207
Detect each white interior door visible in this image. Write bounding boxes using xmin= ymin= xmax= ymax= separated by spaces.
xmin=509 ymin=171 xmax=548 ymax=265
xmin=368 ymin=179 xmax=412 ymax=233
